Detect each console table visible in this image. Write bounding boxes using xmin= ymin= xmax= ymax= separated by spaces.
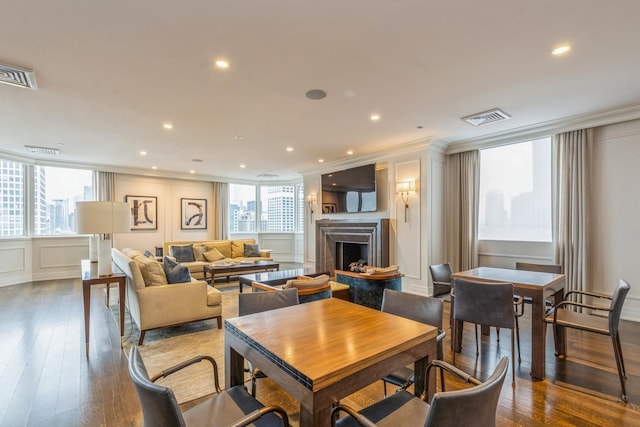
xmin=81 ymin=259 xmax=126 ymax=357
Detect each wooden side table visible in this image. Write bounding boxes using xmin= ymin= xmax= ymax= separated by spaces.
xmin=81 ymin=259 xmax=126 ymax=357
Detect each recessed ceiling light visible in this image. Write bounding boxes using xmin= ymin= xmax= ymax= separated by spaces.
xmin=318 ymin=158 xmax=324 ymax=163
xmin=192 ymin=158 xmax=203 ymax=163
xmin=286 ymin=147 xmax=294 ymax=152
xmin=552 ymin=45 xmax=571 ymax=56
xmin=305 ymin=89 xmax=326 ymax=100
xmin=189 ymin=170 xmax=195 ymax=174
xmin=151 ymin=166 xmax=157 ymax=170
xmin=215 ymin=59 xmax=229 ymax=69
xmin=370 ymin=114 xmax=381 ymax=121
xmin=163 ymin=123 xmax=173 ymax=129
xmin=234 ymin=135 xmax=244 ymax=140
xmin=346 ymin=150 xmax=354 ymax=155
xmin=240 ymin=164 xmax=246 ymax=168
xmin=139 ymin=151 xmax=147 ymax=156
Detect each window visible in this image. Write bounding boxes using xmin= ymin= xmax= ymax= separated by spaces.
xmin=478 ymin=137 xmax=552 ymax=242
xmin=33 ymin=166 xmax=93 ymax=235
xmin=229 ymin=184 xmax=256 ymax=232
xmin=229 ymin=182 xmax=304 ymax=233
xmin=0 ymin=160 xmax=25 ymax=236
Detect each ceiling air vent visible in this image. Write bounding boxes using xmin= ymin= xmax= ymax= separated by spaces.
xmin=257 ymin=173 xmax=279 ymax=179
xmin=24 ymin=145 xmax=59 ymax=155
xmin=462 ymin=108 xmax=511 ymax=127
xmin=0 ymin=63 xmax=38 ymax=89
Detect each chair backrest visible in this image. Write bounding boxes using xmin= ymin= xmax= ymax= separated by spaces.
xmin=453 ymin=278 xmax=514 ymax=329
xmin=381 ymin=288 xmax=443 ymax=330
xmin=609 ymin=279 xmax=631 ymax=334
xmin=429 ymin=263 xmax=452 ymax=284
xmin=238 ymin=287 xmax=299 ymax=316
xmin=515 ymin=262 xmax=563 ymax=274
xmin=128 ymin=346 xmax=185 ymax=427
xmin=424 ymin=357 xmax=508 ymax=427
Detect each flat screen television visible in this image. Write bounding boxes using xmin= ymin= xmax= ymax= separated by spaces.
xmin=321 ymin=163 xmax=377 ymax=213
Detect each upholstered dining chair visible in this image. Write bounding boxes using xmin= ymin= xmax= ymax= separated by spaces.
xmin=515 ymin=261 xmax=563 ymax=309
xmin=452 ymin=278 xmax=519 ymax=387
xmin=127 ymin=346 xmax=289 ymax=427
xmin=331 ymin=357 xmax=509 ymax=427
xmin=545 ymin=279 xmax=631 ymax=401
xmin=238 ymin=287 xmax=300 ymax=397
xmin=429 ymin=263 xmax=452 ymax=298
xmin=380 ymin=289 xmax=446 ymax=396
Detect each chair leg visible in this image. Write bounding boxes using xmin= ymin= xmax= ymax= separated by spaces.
xmin=251 ymin=376 xmax=257 ymax=398
xmin=496 ymin=327 xmax=500 ymax=342
xmin=511 ymin=330 xmax=516 ymax=388
xmin=614 ymin=333 xmax=627 ymax=378
xmin=552 ymin=323 xmax=560 ymax=357
xmin=515 ymin=315 xmax=521 ymax=363
xmin=474 ymin=324 xmax=479 ymax=356
xmin=383 ymin=380 xmax=388 ymax=397
xmin=138 ymin=330 xmax=146 ymax=346
xmin=611 ymin=335 xmax=628 ymax=402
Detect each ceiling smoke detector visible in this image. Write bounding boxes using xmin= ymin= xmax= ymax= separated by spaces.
xmin=461 ymin=108 xmax=511 ymax=127
xmin=0 ymin=63 xmax=38 ymax=89
xmin=24 ymin=145 xmax=59 ymax=155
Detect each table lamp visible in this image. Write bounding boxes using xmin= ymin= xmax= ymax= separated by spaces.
xmin=76 ymin=201 xmax=131 ymax=276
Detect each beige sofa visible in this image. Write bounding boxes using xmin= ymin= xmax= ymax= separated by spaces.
xmin=112 ymin=248 xmax=222 ymax=344
xmin=163 ymin=239 xmax=273 ymax=280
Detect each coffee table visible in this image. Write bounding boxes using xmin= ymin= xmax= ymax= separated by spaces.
xmin=237 ymin=268 xmax=325 ymax=293
xmin=203 ymin=261 xmax=279 ymax=285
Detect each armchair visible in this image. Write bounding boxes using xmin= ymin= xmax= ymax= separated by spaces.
xmin=127 ymin=346 xmax=289 ymax=426
xmin=331 ymin=357 xmax=508 ymax=427
xmin=545 ymin=279 xmax=630 ymax=401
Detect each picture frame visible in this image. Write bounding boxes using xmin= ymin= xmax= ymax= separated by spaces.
xmin=125 ymin=195 xmax=158 ymax=230
xmin=181 ymin=198 xmax=207 ymax=230
xmin=322 ymin=203 xmax=337 ymax=214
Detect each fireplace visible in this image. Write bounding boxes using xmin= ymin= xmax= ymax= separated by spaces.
xmin=315 ymin=219 xmax=389 ymax=275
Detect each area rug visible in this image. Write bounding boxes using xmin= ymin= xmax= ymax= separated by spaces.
xmin=113 ymin=281 xmax=243 ymax=404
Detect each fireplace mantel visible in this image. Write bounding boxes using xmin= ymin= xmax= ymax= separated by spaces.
xmin=315 ymin=219 xmax=389 ymax=275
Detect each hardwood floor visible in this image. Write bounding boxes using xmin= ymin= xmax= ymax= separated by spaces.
xmin=1 ymin=278 xmax=639 ymax=426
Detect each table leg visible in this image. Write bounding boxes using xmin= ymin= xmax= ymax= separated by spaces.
xmin=118 ymin=278 xmax=125 ymax=348
xmin=83 ymin=282 xmax=91 ymax=357
xmin=530 ymin=291 xmax=546 ymax=380
xmin=224 ymin=344 xmax=245 ymax=390
xmin=553 ymin=290 xmax=567 ymax=355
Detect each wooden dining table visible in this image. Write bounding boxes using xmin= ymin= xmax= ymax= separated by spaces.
xmin=224 ymin=298 xmax=438 ymax=427
xmin=451 ymin=267 xmax=565 ymax=381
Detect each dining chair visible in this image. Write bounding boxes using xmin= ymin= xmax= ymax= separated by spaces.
xmin=545 ymin=279 xmax=631 ymax=401
xmin=452 ymin=278 xmax=519 ymax=387
xmin=515 ymin=261 xmax=563 ymax=309
xmin=380 ymin=289 xmax=447 ymax=396
xmin=238 ymin=287 xmax=300 ymax=397
xmin=429 ymin=263 xmax=452 ymax=298
xmin=331 ymin=357 xmax=509 ymax=427
xmin=128 ymin=346 xmax=289 ymax=427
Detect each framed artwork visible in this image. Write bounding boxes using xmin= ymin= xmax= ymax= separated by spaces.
xmin=125 ymin=195 xmax=157 ymax=230
xmin=181 ymin=198 xmax=207 ymax=230
xmin=322 ymin=203 xmax=337 ymax=214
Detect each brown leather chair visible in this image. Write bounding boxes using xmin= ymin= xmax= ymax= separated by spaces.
xmin=452 ymin=278 xmax=519 ymax=387
xmin=127 ymin=346 xmax=289 ymax=426
xmin=332 ymin=357 xmax=508 ymax=427
xmin=545 ymin=279 xmax=630 ymax=401
xmin=380 ymin=289 xmax=447 ymax=396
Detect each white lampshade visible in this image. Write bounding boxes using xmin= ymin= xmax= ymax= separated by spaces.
xmin=395 ymin=180 xmax=415 ymax=194
xmin=76 ymin=201 xmax=131 ymax=275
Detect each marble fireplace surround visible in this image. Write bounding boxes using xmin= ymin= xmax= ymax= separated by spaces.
xmin=315 ymin=219 xmax=390 ymax=275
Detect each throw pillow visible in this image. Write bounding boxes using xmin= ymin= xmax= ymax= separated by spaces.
xmin=143 ymin=250 xmax=154 ymax=258
xmin=134 ymin=255 xmax=168 ymax=286
xmin=243 ymin=243 xmax=260 ymax=257
xmin=163 ymin=257 xmax=191 ymax=284
xmin=193 ymin=244 xmax=207 ymax=262
xmin=170 ymin=244 xmax=195 ymax=262
xmin=284 ymin=274 xmax=330 ymax=290
xmin=203 ymin=247 xmax=226 ymax=262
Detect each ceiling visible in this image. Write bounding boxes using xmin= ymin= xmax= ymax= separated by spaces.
xmin=2 ymin=1 xmax=640 ymax=182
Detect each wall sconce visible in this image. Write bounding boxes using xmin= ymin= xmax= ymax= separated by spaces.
xmin=396 ymin=180 xmax=415 ymax=223
xmin=307 ymin=194 xmax=317 ymax=223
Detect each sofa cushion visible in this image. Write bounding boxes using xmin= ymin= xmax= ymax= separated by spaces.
xmin=231 ymin=239 xmax=256 ymax=258
xmin=203 ymin=247 xmax=226 ymax=262
xmin=163 ymin=257 xmax=191 ymax=284
xmin=133 ymin=255 xmax=168 ymax=286
xmin=284 ymin=274 xmax=330 ymax=290
xmin=206 ymin=286 xmax=223 ymax=306
xmin=170 ymin=244 xmax=195 ymax=262
xmin=205 ymin=241 xmax=232 ymax=259
xmin=243 ymin=243 xmax=260 ymax=257
xmin=193 ymin=244 xmax=207 ymax=262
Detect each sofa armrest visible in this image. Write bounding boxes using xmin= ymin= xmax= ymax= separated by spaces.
xmin=259 ymin=249 xmax=273 ymax=258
